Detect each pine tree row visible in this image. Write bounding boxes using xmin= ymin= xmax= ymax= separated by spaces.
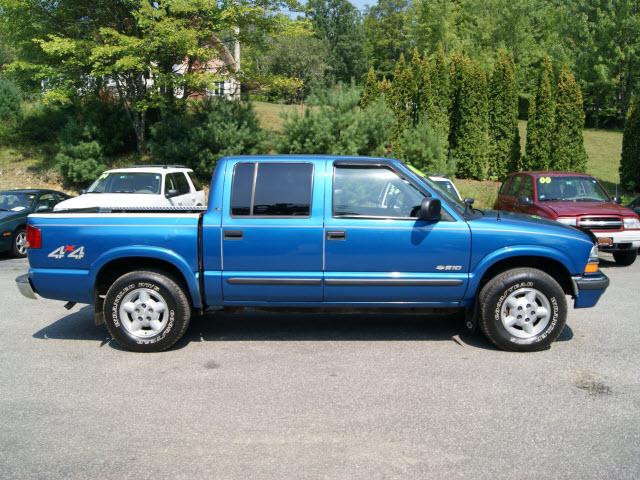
xmin=361 ymin=50 xmax=587 ymax=181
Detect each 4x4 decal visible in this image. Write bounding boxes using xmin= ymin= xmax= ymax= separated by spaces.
xmin=48 ymin=245 xmax=85 ymax=260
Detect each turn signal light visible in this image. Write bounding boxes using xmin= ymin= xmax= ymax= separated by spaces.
xmin=584 ymin=262 xmax=599 ymax=274
xmin=26 ymin=225 xmax=41 ymax=249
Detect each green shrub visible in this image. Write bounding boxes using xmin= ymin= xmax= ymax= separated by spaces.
xmin=0 ymin=78 xmax=22 ymax=142
xmin=18 ymin=102 xmax=73 ymax=144
xmin=278 ymin=85 xmax=395 ymax=156
xmin=394 ymin=120 xmax=453 ymax=175
xmin=149 ymin=99 xmax=265 ymax=179
xmin=620 ymin=96 xmax=640 ymax=192
xmin=56 ymin=141 xmax=106 ymax=187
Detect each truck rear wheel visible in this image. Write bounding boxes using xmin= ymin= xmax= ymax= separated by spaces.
xmin=612 ymin=250 xmax=637 ymax=266
xmin=478 ymin=268 xmax=567 ymax=352
xmin=103 ymin=270 xmax=191 ymax=352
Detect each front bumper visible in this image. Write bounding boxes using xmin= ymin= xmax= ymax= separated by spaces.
xmin=572 ymin=272 xmax=609 ymax=308
xmin=592 ymin=229 xmax=640 ymax=250
xmin=16 ymin=274 xmax=38 ymax=300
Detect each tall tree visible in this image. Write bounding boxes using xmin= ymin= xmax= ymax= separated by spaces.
xmin=363 ymin=0 xmax=410 ymax=77
xmin=306 ymin=0 xmax=366 ymax=84
xmin=551 ymin=65 xmax=587 ymax=172
xmin=560 ymin=0 xmax=640 ymax=126
xmin=488 ymin=51 xmax=520 ymax=177
xmin=360 ymin=67 xmax=379 ymax=108
xmin=0 ymin=0 xmax=295 ymax=152
xmin=389 ymin=54 xmax=413 ymax=134
xmin=449 ymin=54 xmax=490 ymax=180
xmin=524 ymin=56 xmax=555 ymax=170
xmin=620 ymin=96 xmax=640 ymax=191
xmin=424 ymin=45 xmax=450 ymax=157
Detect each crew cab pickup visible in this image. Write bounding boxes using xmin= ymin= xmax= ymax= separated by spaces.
xmin=495 ymin=171 xmax=640 ymax=266
xmin=16 ymin=156 xmax=609 ymax=352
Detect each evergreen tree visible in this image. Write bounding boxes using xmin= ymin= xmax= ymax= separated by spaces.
xmin=552 ymin=65 xmax=587 ymax=172
xmin=360 ymin=67 xmax=379 ymax=108
xmin=409 ymin=47 xmax=428 ymax=126
xmin=426 ymin=45 xmax=451 ymax=155
xmin=449 ymin=55 xmax=490 ymax=179
xmin=488 ymin=51 xmax=520 ymax=177
xmin=390 ymin=54 xmax=414 ymax=134
xmin=525 ymin=57 xmax=555 ymax=170
xmin=620 ymin=96 xmax=640 ymax=191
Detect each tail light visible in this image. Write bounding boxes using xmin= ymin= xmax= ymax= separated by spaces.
xmin=26 ymin=225 xmax=41 ymax=249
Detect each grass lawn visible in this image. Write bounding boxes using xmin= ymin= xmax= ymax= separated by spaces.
xmin=252 ymin=101 xmax=305 ymax=132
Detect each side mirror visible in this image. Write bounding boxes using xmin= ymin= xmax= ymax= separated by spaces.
xmin=612 ymin=196 xmax=621 ymax=204
xmin=418 ymin=197 xmax=441 ymax=221
xmin=165 ymin=189 xmax=179 ymax=198
xmin=517 ymin=196 xmax=533 ymax=207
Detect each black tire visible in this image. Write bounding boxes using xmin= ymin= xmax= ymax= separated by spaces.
xmin=612 ymin=250 xmax=637 ymax=266
xmin=478 ymin=268 xmax=567 ymax=352
xmin=11 ymin=227 xmax=27 ymax=258
xmin=103 ymin=270 xmax=191 ymax=352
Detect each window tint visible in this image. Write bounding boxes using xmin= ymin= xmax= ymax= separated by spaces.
xmin=164 ymin=174 xmax=175 ymax=194
xmin=507 ymin=175 xmax=523 ymax=196
xmin=174 ymin=173 xmax=191 ymax=195
xmin=333 ymin=166 xmax=425 ymax=218
xmin=230 ymin=163 xmax=255 ymax=216
xmin=253 ymin=163 xmax=313 ymax=216
xmin=520 ymin=176 xmax=534 ymax=197
xmin=231 ymin=163 xmax=313 ymax=216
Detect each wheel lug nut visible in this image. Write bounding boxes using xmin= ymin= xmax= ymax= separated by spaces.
xmin=517 ymin=315 xmax=522 ymax=319
xmin=526 ymin=304 xmax=531 ymax=308
xmin=517 ymin=306 xmax=523 ymax=310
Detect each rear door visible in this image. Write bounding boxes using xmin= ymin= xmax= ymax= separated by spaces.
xmin=323 ymin=161 xmax=470 ymax=305
xmin=221 ymin=159 xmax=324 ymax=303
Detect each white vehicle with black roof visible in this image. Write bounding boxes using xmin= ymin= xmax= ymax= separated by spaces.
xmin=54 ymin=165 xmax=206 ymax=211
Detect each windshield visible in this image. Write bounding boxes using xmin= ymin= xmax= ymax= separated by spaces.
xmin=0 ymin=192 xmax=36 ymax=211
xmin=433 ymin=179 xmax=461 ymax=201
xmin=537 ymin=176 xmax=610 ymax=202
xmin=88 ymin=172 xmax=162 ymax=194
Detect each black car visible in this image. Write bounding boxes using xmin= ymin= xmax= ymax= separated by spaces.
xmin=0 ymin=189 xmax=72 ymax=258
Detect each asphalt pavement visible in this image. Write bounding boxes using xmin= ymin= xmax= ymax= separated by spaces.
xmin=0 ymin=254 xmax=638 ymax=479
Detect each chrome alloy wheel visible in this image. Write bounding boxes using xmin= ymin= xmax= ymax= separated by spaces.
xmin=500 ymin=287 xmax=552 ymax=339
xmin=15 ymin=231 xmax=27 ymax=256
xmin=119 ymin=288 xmax=168 ymax=338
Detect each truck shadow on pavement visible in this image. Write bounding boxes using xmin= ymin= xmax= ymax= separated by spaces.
xmin=32 ymin=306 xmax=574 ymax=351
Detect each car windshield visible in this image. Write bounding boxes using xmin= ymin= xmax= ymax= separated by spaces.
xmin=0 ymin=192 xmax=36 ymax=211
xmin=87 ymin=172 xmax=162 ymax=194
xmin=537 ymin=176 xmax=610 ymax=202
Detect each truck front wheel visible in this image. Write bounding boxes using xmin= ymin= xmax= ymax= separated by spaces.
xmin=612 ymin=250 xmax=637 ymax=266
xmin=103 ymin=270 xmax=191 ymax=352
xmin=478 ymin=268 xmax=567 ymax=352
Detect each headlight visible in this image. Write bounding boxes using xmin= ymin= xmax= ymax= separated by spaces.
xmin=556 ymin=217 xmax=577 ymax=226
xmin=589 ymin=244 xmax=599 ymax=261
xmin=623 ymin=217 xmax=640 ymax=229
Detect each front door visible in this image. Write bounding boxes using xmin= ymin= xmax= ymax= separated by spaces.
xmin=324 ymin=161 xmax=470 ymax=305
xmin=221 ymin=160 xmax=324 ymax=303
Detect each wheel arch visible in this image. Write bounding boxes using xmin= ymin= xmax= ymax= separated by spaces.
xmin=92 ymin=250 xmax=201 ymax=309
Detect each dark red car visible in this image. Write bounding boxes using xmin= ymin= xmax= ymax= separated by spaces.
xmin=495 ymin=172 xmax=640 ymax=266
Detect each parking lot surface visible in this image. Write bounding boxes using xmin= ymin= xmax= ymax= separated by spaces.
xmin=1 ymin=254 xmax=639 ymax=479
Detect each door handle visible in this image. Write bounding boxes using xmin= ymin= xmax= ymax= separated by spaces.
xmin=224 ymin=230 xmax=244 ymax=240
xmin=326 ymin=230 xmax=346 ymax=240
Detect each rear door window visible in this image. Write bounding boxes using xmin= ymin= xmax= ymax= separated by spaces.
xmin=174 ymin=173 xmax=191 ymax=195
xmin=507 ymin=175 xmax=523 ymax=196
xmin=230 ymin=162 xmax=313 ymax=217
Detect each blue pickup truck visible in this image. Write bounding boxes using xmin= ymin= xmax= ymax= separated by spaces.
xmin=16 ymin=156 xmax=609 ymax=352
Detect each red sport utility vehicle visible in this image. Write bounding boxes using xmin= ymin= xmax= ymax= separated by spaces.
xmin=495 ymin=171 xmax=640 ymax=266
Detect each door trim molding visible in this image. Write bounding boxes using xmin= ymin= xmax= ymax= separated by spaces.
xmin=227 ymin=277 xmax=322 ymax=285
xmin=324 ymin=278 xmax=463 ymax=286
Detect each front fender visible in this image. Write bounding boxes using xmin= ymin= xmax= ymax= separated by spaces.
xmin=465 ymin=245 xmax=577 ymax=301
xmin=90 ymin=246 xmax=202 ymax=308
